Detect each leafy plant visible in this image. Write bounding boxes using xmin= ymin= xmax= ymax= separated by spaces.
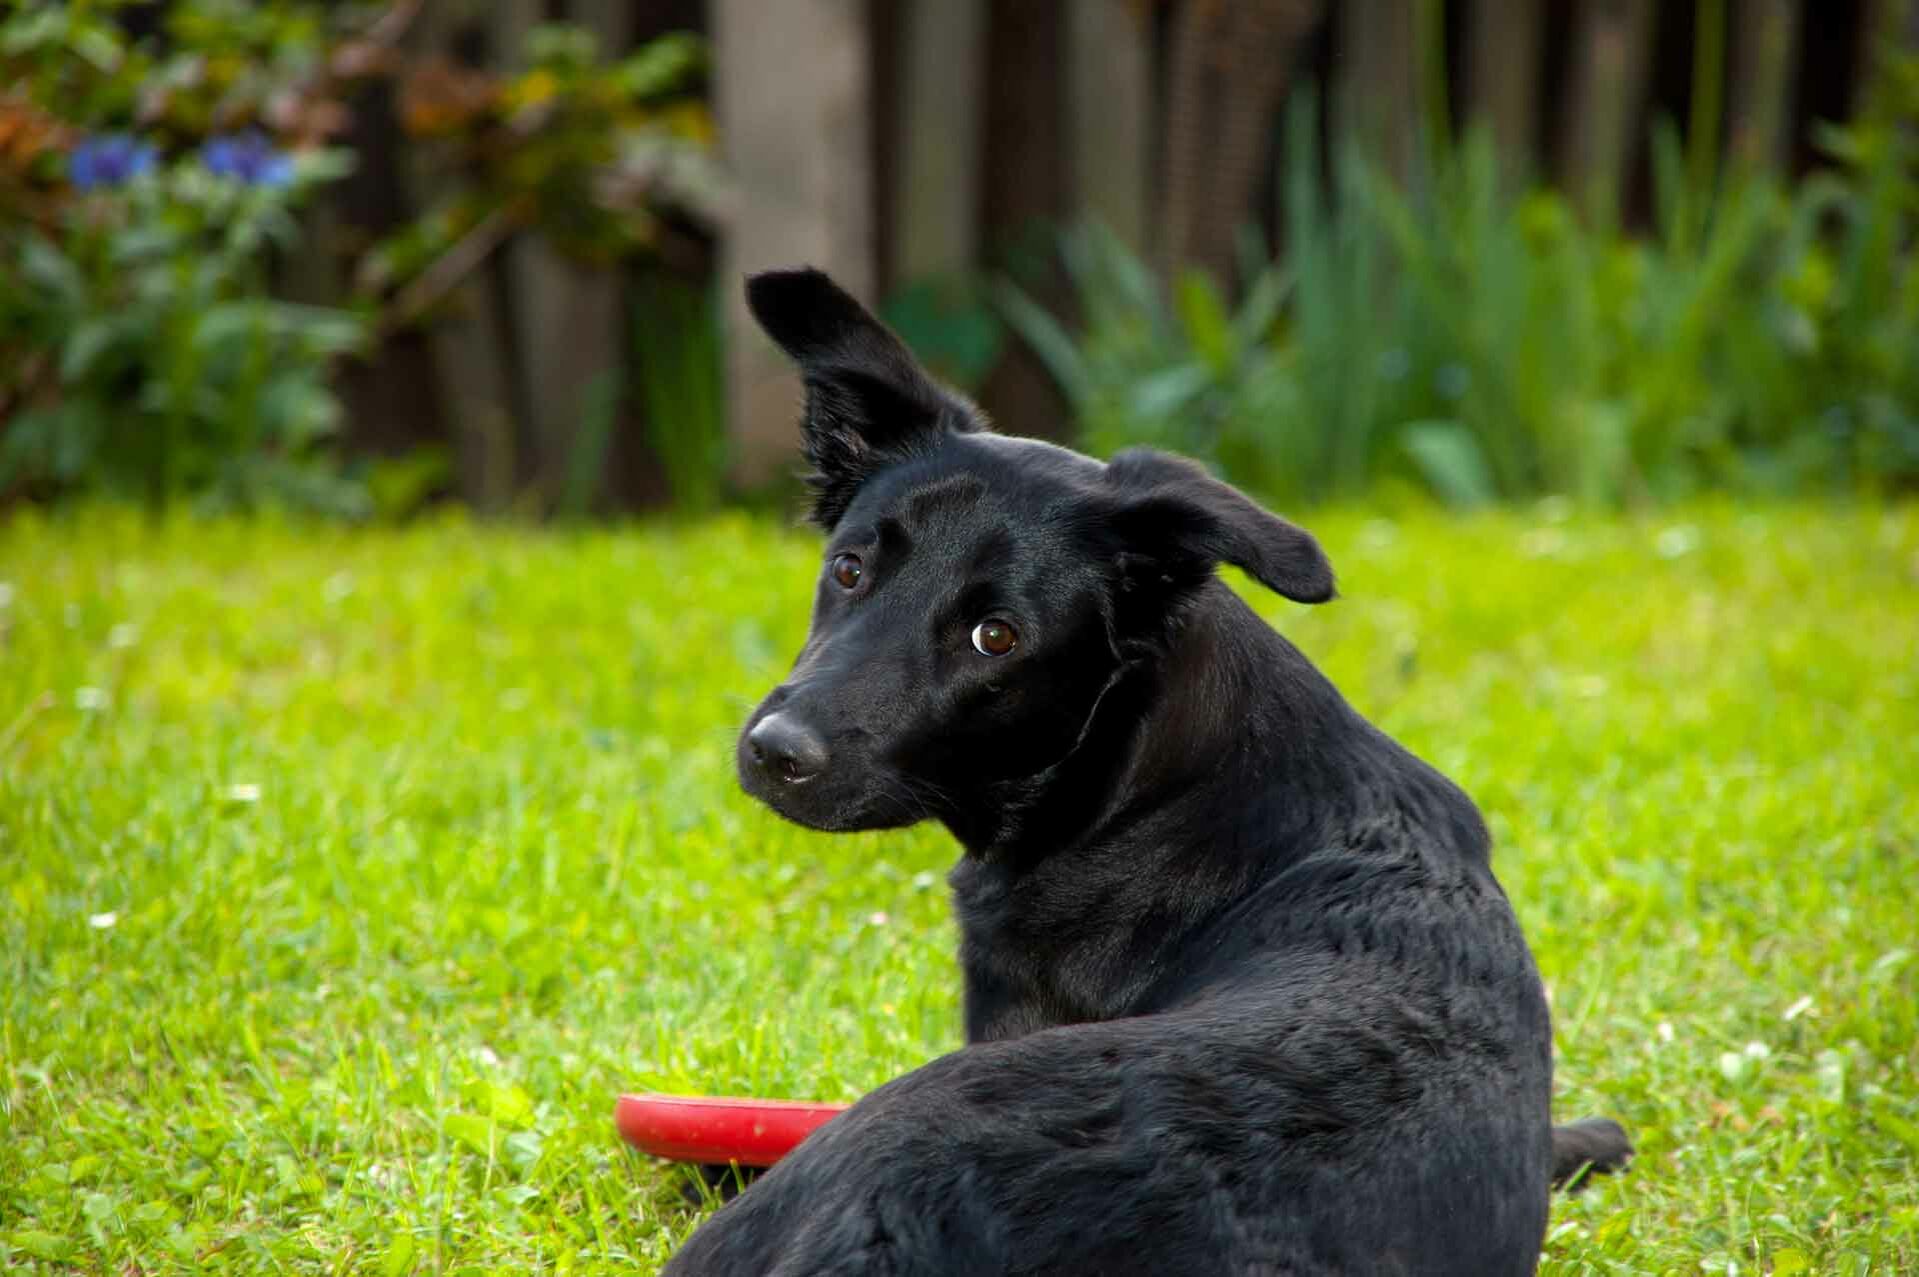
xmin=1371 ymin=104 xmax=1919 ymax=504
xmin=0 ymin=0 xmax=384 ymax=170
xmin=995 ymin=224 xmax=1307 ymax=498
xmin=0 ymin=141 xmax=368 ymax=513
xmin=2 ymin=2 xmax=725 ymax=517
xmin=881 ymin=277 xmax=1005 ymax=395
xmin=0 ymin=0 xmax=404 ymax=513
xmin=1003 ymin=81 xmax=1919 ymax=509
xmin=361 ymin=23 xmax=727 ymax=518
xmin=361 ymin=26 xmax=720 ymax=322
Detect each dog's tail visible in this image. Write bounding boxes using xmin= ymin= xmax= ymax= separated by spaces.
xmin=1550 ymin=1117 xmax=1632 ymax=1192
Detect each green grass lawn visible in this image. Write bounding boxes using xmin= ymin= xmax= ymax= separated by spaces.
xmin=3 ymin=502 xmax=1916 ymax=1274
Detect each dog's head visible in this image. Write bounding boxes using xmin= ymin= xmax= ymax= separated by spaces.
xmin=736 ymin=268 xmax=1335 ymax=834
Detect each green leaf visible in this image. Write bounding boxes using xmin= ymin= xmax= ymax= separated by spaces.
xmin=72 ymin=22 xmax=122 ymax=71
xmin=108 ymin=225 xmax=180 ymax=266
xmin=167 ymin=1167 xmax=212 ymax=1197
xmin=443 ymin=1113 xmax=496 ymax=1157
xmin=7 ymin=1230 xmax=71 ymax=1262
xmin=1873 ymin=1102 xmax=1919 ymax=1156
xmin=365 ymin=448 xmax=451 ymax=521
xmin=1174 ymin=271 xmax=1233 ymax=376
xmin=527 ymin=22 xmax=601 ymax=70
xmin=0 ymin=403 xmax=106 ymax=486
xmin=556 ymin=370 xmax=621 ymax=518
xmin=1401 ymin=420 xmax=1497 ymax=508
xmin=59 ymin=319 xmax=121 ymax=381
xmin=1814 ymin=1049 xmax=1848 ymax=1105
xmin=992 ymin=280 xmax=1090 ymax=407
xmin=503 ymin=1129 xmax=544 ymax=1171
xmin=291 ymin=147 xmax=357 ymax=186
xmin=272 ymin=305 xmax=365 ymax=357
xmin=615 ymin=32 xmax=706 ymax=98
xmin=0 ymin=409 xmax=57 ymax=486
xmin=1231 ymin=264 xmax=1294 ymax=353
xmin=383 ymin=1232 xmax=417 ymax=1277
xmin=882 ymin=280 xmax=1003 ymax=392
xmin=259 ymin=378 xmax=340 ymax=449
xmin=20 ymin=234 xmax=82 ymax=304
xmin=1564 ymin=400 xmax=1632 ymax=506
xmin=192 ymin=303 xmax=269 ymax=359
xmin=1 ymin=9 xmax=67 ymax=56
xmin=1769 ymin=1248 xmax=1810 ymax=1276
xmin=130 ymin=1200 xmax=173 ymax=1227
xmin=464 ymin=1078 xmax=535 ymax=1127
xmin=1128 ymin=364 xmax=1210 ymax=421
xmin=1869 ymin=948 xmax=1911 ymax=981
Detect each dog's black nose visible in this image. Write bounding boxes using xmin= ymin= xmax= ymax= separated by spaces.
xmin=746 ymin=713 xmax=829 ymax=784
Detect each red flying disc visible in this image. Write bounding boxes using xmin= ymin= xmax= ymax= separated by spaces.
xmin=616 ymin=1093 xmax=850 ymax=1166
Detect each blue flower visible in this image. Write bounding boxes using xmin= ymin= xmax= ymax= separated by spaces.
xmin=68 ymin=134 xmax=158 ymax=190
xmin=201 ymin=131 xmax=295 ymax=187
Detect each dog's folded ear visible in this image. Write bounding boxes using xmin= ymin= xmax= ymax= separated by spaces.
xmin=745 ymin=268 xmax=981 ymax=528
xmin=1103 ymin=448 xmax=1335 ymax=605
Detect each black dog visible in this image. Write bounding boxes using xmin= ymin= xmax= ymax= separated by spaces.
xmin=664 ymin=269 xmax=1628 ymax=1275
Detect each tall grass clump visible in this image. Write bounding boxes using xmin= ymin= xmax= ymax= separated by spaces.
xmin=1001 ymin=77 xmax=1919 ymax=509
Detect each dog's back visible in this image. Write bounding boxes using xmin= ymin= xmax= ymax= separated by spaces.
xmin=665 ymin=270 xmax=1623 ymax=1275
xmin=935 ymin=577 xmax=1555 ymax=1273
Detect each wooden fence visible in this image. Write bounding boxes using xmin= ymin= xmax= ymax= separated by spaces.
xmin=329 ymin=0 xmax=1915 ymax=509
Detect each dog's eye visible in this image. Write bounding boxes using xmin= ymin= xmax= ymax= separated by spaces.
xmin=970 ymin=619 xmax=1018 ymax=657
xmin=830 ymin=553 xmax=863 ymax=590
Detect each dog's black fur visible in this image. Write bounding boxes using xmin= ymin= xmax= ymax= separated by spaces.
xmin=663 ymin=269 xmax=1628 ymax=1275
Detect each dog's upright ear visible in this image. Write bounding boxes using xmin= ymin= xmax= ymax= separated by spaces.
xmin=745 ymin=268 xmax=980 ymax=528
xmin=1103 ymin=448 xmax=1335 ymax=605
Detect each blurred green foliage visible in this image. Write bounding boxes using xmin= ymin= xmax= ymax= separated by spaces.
xmin=631 ymin=269 xmax=726 ymax=514
xmin=1 ymin=0 xmax=717 ymax=515
xmin=1003 ymin=68 xmax=1919 ymax=509
xmin=0 ymin=0 xmax=348 ymax=145
xmin=0 ymin=146 xmax=368 ymax=514
xmin=360 ymin=25 xmax=717 ymax=309
xmin=0 ymin=0 xmax=379 ymax=512
xmin=5 ymin=0 xmax=1912 ymax=518
xmin=881 ymin=277 xmax=1005 ymax=394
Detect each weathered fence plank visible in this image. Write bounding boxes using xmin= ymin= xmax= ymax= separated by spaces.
xmin=1468 ymin=0 xmax=1543 ymax=185
xmin=1728 ymin=0 xmax=1800 ymax=175
xmin=890 ymin=0 xmax=986 ymax=286
xmin=1559 ymin=0 xmax=1655 ymax=227
xmin=1159 ymin=0 xmax=1325 ymax=285
xmin=1068 ymin=0 xmax=1151 ymax=251
xmin=1337 ymin=0 xmax=1419 ymax=185
xmin=398 ymin=2 xmax=519 ymax=510
xmin=714 ymin=0 xmax=875 ymax=488
xmin=501 ymin=0 xmax=633 ymax=512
